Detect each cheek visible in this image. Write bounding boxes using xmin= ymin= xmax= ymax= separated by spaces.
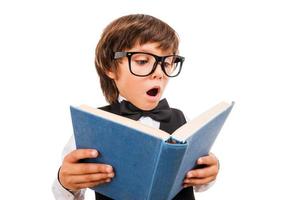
xmin=116 ymin=74 xmax=145 ymax=95
xmin=126 ymin=77 xmax=146 ymax=92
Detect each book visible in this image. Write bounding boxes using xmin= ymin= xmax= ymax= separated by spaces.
xmin=70 ymin=101 xmax=234 ymax=200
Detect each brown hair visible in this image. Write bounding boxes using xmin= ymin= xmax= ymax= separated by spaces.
xmin=95 ymin=14 xmax=180 ymax=104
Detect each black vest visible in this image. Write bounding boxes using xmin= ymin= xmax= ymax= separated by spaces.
xmin=95 ymin=102 xmax=195 ymax=200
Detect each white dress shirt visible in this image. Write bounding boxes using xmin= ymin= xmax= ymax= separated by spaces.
xmin=52 ymin=97 xmax=214 ymax=200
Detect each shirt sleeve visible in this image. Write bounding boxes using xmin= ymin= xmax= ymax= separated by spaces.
xmin=52 ymin=135 xmax=86 ymax=200
xmin=193 ymin=180 xmax=216 ymax=193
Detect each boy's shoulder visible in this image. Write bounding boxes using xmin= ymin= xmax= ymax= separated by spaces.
xmin=169 ymin=107 xmax=184 ymax=114
xmin=98 ymin=103 xmax=119 ymax=115
xmin=169 ymin=107 xmax=186 ymax=124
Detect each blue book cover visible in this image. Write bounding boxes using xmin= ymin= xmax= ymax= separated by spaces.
xmin=70 ymin=101 xmax=234 ymax=200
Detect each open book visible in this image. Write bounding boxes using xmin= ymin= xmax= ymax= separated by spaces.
xmin=70 ymin=101 xmax=234 ymax=200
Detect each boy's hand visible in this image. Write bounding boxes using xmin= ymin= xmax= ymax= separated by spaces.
xmin=59 ymin=149 xmax=115 ymax=192
xmin=183 ymin=153 xmax=219 ymax=188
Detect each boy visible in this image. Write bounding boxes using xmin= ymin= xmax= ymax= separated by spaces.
xmin=53 ymin=14 xmax=219 ymax=200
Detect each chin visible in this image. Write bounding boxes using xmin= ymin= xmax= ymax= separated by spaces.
xmin=142 ymin=100 xmax=160 ymax=111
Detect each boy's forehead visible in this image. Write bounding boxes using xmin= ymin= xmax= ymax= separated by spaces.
xmin=126 ymin=42 xmax=175 ymax=55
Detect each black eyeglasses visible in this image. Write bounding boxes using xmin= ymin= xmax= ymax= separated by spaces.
xmin=114 ymin=51 xmax=185 ymax=77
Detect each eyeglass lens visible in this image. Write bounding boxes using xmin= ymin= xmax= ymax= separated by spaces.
xmin=130 ymin=53 xmax=181 ymax=76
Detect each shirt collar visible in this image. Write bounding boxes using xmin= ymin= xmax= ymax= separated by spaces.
xmin=118 ymin=95 xmax=126 ymax=103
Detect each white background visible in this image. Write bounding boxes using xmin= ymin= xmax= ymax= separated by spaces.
xmin=0 ymin=0 xmax=299 ymax=199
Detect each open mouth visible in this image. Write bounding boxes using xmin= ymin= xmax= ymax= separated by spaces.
xmin=146 ymin=87 xmax=159 ymax=97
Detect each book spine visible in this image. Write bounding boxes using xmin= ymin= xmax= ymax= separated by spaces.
xmin=147 ymin=141 xmax=188 ymax=200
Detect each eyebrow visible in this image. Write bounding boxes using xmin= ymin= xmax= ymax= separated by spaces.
xmin=126 ymin=49 xmax=174 ymax=56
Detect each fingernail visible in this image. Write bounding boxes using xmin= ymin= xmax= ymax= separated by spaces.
xmin=197 ymin=158 xmax=203 ymax=164
xmin=106 ymin=166 xmax=113 ymax=173
xmin=108 ymin=173 xmax=114 ymax=178
xmin=91 ymin=150 xmax=98 ymax=157
xmin=106 ymin=178 xmax=111 ymax=182
xmin=187 ymin=172 xmax=192 ymax=178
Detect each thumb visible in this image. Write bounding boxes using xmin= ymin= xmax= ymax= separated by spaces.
xmin=64 ymin=149 xmax=99 ymax=163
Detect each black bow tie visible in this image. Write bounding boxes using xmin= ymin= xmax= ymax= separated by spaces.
xmin=119 ymin=98 xmax=172 ymax=122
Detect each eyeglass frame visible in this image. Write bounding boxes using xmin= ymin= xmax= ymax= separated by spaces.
xmin=113 ymin=51 xmax=185 ymax=77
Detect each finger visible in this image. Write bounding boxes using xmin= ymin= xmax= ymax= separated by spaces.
xmin=197 ymin=153 xmax=218 ymax=166
xmin=62 ymin=163 xmax=113 ymax=175
xmin=72 ymin=179 xmax=111 ymax=191
xmin=183 ymin=176 xmax=216 ymax=187
xmin=64 ymin=149 xmax=99 ymax=163
xmin=186 ymin=165 xmax=218 ymax=178
xmin=68 ymin=172 xmax=115 ymax=184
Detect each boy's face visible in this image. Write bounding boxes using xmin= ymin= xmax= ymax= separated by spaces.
xmin=107 ymin=42 xmax=171 ymax=110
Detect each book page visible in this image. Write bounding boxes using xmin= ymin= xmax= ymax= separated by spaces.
xmin=172 ymin=101 xmax=233 ymax=142
xmin=78 ymin=105 xmax=171 ymax=141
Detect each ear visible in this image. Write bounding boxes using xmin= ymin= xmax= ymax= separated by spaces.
xmin=106 ymin=69 xmax=116 ymax=80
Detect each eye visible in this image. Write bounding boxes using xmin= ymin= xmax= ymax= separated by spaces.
xmin=131 ymin=54 xmax=151 ymax=66
xmin=163 ymin=62 xmax=170 ymax=68
xmin=134 ymin=59 xmax=149 ymax=65
xmin=162 ymin=62 xmax=171 ymax=68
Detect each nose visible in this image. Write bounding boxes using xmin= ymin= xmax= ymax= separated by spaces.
xmin=151 ymin=62 xmax=165 ymax=79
